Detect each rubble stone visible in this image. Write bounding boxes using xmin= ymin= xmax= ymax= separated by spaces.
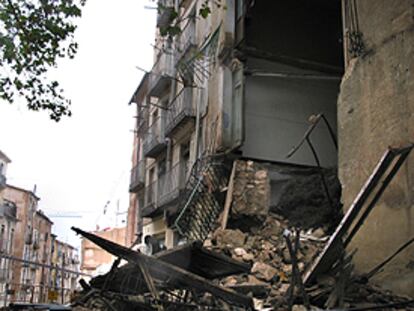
xmin=252 ymin=261 xmax=278 ymax=282
xmin=233 ymin=247 xmax=247 ymax=256
xmin=231 ymin=160 xmax=270 ymax=218
xmin=292 ymin=305 xmax=307 ymax=311
xmin=214 ymin=229 xmax=246 ymax=248
xmin=247 ymin=274 xmax=267 ymax=286
xmin=242 ymin=252 xmax=255 ymax=262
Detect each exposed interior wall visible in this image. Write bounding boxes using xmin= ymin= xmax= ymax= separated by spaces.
xmin=216 ymin=1 xmax=344 ymax=163
xmin=338 ymin=0 xmax=414 ymax=297
xmin=241 ymin=58 xmax=339 ymax=167
xmin=244 ymin=0 xmax=343 ymax=70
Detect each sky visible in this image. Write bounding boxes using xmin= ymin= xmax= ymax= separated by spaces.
xmin=0 ymin=0 xmax=156 ymax=249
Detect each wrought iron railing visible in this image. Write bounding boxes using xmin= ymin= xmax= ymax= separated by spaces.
xmin=143 ymin=116 xmax=165 ymax=156
xmin=176 ymin=19 xmax=196 ymax=59
xmin=0 ymin=201 xmax=16 ymax=219
xmin=143 ymin=161 xmax=191 ymax=214
xmin=158 ymin=161 xmax=187 ymax=206
xmin=130 ymin=160 xmax=146 ymax=191
xmin=0 ymin=173 xmax=6 ymax=189
xmin=166 ymin=87 xmax=195 ymax=134
xmin=144 ymin=180 xmax=157 ymax=210
xmin=150 ymin=50 xmax=174 ymax=86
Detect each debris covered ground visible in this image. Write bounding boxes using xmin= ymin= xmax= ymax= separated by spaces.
xmin=70 ymin=156 xmax=414 ymax=310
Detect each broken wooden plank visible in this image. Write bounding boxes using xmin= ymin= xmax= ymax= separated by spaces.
xmin=136 ymin=260 xmax=163 ymax=311
xmin=72 ymin=227 xmax=253 ymax=309
xmin=303 ymin=144 xmax=414 ymax=285
xmin=221 ymin=161 xmax=237 ymax=230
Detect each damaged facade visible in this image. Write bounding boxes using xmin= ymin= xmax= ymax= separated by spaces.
xmin=121 ymin=0 xmax=414 ymax=308
xmin=127 ymin=0 xmax=342 ymax=250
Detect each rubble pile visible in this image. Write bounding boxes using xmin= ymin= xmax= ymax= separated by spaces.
xmin=206 ymin=213 xmax=328 ymax=309
xmin=69 ymin=157 xmax=414 ymax=310
xmin=202 ymin=160 xmax=414 ymax=310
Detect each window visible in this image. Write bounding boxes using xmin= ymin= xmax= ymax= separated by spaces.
xmin=158 ymin=158 xmax=166 ymax=177
xmin=0 ymin=225 xmax=4 ymax=251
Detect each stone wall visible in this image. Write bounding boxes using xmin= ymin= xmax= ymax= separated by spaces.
xmin=338 ymin=0 xmax=414 ymax=296
xmin=230 ymin=160 xmax=270 ymax=222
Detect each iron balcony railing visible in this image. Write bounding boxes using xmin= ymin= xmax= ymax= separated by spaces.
xmin=0 ymin=201 xmax=17 ymax=219
xmin=165 ymin=87 xmax=195 ymax=135
xmin=149 ymin=51 xmax=175 ymax=97
xmin=143 ymin=116 xmax=166 ymax=157
xmin=129 ymin=159 xmax=146 ymax=192
xmin=156 ymin=0 xmax=174 ymax=28
xmin=144 ymin=180 xmax=157 ymax=210
xmin=143 ymin=161 xmax=191 ymax=216
xmin=0 ymin=239 xmax=9 ymax=254
xmin=0 ymin=173 xmax=6 ymax=190
xmin=0 ymin=268 xmax=9 ymax=281
xmin=25 ymin=231 xmax=33 ymax=245
xmin=157 ymin=161 xmax=187 ymax=207
xmin=136 ymin=106 xmax=148 ymax=135
xmin=176 ymin=19 xmax=196 ymax=60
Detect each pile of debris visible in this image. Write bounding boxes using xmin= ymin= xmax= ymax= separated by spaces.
xmin=206 ymin=213 xmax=328 ymax=309
xmin=71 ymin=147 xmax=414 ymax=310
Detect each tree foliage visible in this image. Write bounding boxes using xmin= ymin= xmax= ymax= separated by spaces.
xmin=157 ymin=0 xmax=224 ymax=38
xmin=0 ymin=0 xmax=86 ymax=121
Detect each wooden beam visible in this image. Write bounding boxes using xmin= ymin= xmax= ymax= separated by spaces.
xmin=221 ymin=161 xmax=237 ymax=230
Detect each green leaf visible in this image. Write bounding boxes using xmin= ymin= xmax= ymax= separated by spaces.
xmin=199 ymin=6 xmax=211 ymax=19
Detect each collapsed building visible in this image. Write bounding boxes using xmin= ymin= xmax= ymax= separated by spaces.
xmin=73 ymin=0 xmax=414 ymax=310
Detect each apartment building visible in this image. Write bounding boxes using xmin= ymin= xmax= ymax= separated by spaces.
xmin=32 ymin=210 xmax=53 ymax=303
xmin=0 ymin=151 xmax=81 ymax=303
xmin=1 ymin=184 xmax=40 ymax=301
xmin=53 ymin=240 xmax=79 ymax=303
xmin=0 ymin=150 xmax=10 ymax=191
xmin=0 ymin=151 xmax=16 ymax=301
xmin=127 ymin=0 xmax=343 ymax=249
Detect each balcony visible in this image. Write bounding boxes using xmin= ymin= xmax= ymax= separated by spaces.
xmin=142 ymin=181 xmax=157 ymax=217
xmin=143 ymin=116 xmax=166 ymax=158
xmin=156 ymin=0 xmax=174 ymax=29
xmin=142 ymin=162 xmax=189 ymax=217
xmin=176 ymin=19 xmax=196 ymax=60
xmin=129 ymin=160 xmax=146 ymax=193
xmin=0 ymin=269 xmax=8 ymax=282
xmin=0 ymin=201 xmax=17 ymax=219
xmin=165 ymin=87 xmax=195 ymax=136
xmin=0 ymin=239 xmax=8 ymax=254
xmin=0 ymin=173 xmax=6 ymax=190
xmin=136 ymin=109 xmax=148 ymax=136
xmin=25 ymin=232 xmax=33 ymax=245
xmin=149 ymin=51 xmax=174 ymax=98
xmin=33 ymin=239 xmax=40 ymax=250
xmin=157 ymin=162 xmax=187 ymax=207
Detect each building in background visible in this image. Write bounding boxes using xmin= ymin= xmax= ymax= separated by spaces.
xmin=0 ymin=150 xmax=81 ymax=304
xmin=0 ymin=151 xmax=16 ymax=302
xmin=80 ymin=227 xmax=126 ymax=278
xmin=0 ymin=150 xmax=10 ymax=191
xmin=2 ymin=184 xmax=40 ymax=301
xmin=32 ymin=210 xmax=53 ymax=303
xmin=55 ymin=240 xmax=80 ymax=303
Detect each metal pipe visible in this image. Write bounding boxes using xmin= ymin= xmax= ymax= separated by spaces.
xmin=194 ymin=87 xmax=201 ymax=160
